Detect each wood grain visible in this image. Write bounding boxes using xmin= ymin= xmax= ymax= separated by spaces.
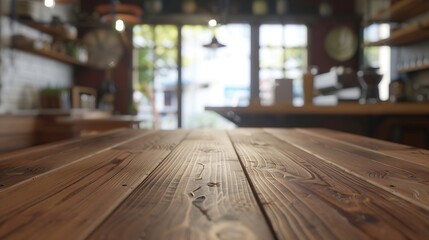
xmin=363 ymin=17 xmax=429 ymax=46
xmin=0 ymin=128 xmax=123 ymax=161
xmin=228 ymin=128 xmax=429 ymax=240
xmin=1 ymin=128 xmax=428 ymax=240
xmin=0 ymin=134 xmax=35 ymax=153
xmin=0 ymin=130 xmax=188 ymax=240
xmin=0 ymin=130 xmax=88 ymax=161
xmin=88 ymin=130 xmax=274 ymax=240
xmin=302 ymin=128 xmax=429 ymax=167
xmin=369 ymin=0 xmax=429 ymax=23
xmin=265 ymin=128 xmax=429 ymax=211
xmin=0 ymin=115 xmax=37 ymax=152
xmin=12 ymin=45 xmax=88 ymax=67
xmin=0 ymin=129 xmax=149 ymax=190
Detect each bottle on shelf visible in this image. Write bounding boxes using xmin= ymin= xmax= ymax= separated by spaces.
xmin=98 ymin=69 xmax=116 ymax=112
xmin=65 ymin=42 xmax=77 ymax=58
xmin=276 ymin=0 xmax=287 ymax=15
xmin=389 ymin=78 xmax=406 ymax=102
xmin=182 ymin=0 xmax=196 ymax=14
xmin=51 ymin=40 xmax=66 ymax=54
xmin=144 ymin=0 xmax=163 ymax=14
xmin=75 ymin=43 xmax=88 ymax=63
xmin=319 ymin=1 xmax=333 ymax=17
xmin=252 ymin=0 xmax=268 ymax=15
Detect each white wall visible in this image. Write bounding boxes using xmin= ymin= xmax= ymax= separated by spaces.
xmin=0 ymin=1 xmax=75 ymax=112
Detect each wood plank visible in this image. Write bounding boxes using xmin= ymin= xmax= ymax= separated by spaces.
xmin=0 ymin=115 xmax=37 ymax=152
xmin=0 ymin=129 xmax=148 ymax=190
xmin=19 ymin=20 xmax=76 ymax=41
xmin=0 ymin=115 xmax=36 ymax=135
xmin=0 ymin=130 xmax=188 ymax=240
xmin=368 ymin=0 xmax=429 ymax=23
xmin=302 ymin=128 xmax=429 ymax=168
xmin=12 ymin=45 xmax=89 ymax=67
xmin=0 ymin=128 xmax=102 ymax=161
xmin=228 ymin=128 xmax=429 ymax=239
xmin=265 ymin=128 xmax=429 ymax=211
xmin=0 ymin=134 xmax=35 ymax=153
xmin=397 ymin=62 xmax=429 ymax=73
xmin=0 ymin=128 xmax=123 ymax=161
xmin=363 ymin=18 xmax=429 ymax=47
xmin=88 ymin=130 xmax=274 ymax=240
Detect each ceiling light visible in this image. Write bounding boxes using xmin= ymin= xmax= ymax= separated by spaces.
xmin=208 ymin=19 xmax=217 ymax=27
xmin=45 ymin=0 xmax=55 ymax=8
xmin=115 ymin=19 xmax=125 ymax=32
xmin=203 ymin=36 xmax=226 ymax=49
xmin=96 ymin=3 xmax=143 ymax=25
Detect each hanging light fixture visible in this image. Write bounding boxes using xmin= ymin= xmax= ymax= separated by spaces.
xmin=95 ymin=0 xmax=143 ymax=27
xmin=115 ymin=19 xmax=125 ymax=32
xmin=202 ymin=0 xmax=229 ymax=49
xmin=203 ymin=18 xmax=226 ymax=49
xmin=44 ymin=0 xmax=55 ymax=8
xmin=203 ymin=35 xmax=226 ymax=49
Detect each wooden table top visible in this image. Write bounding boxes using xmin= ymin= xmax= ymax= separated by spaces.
xmin=0 ymin=128 xmax=428 ymax=239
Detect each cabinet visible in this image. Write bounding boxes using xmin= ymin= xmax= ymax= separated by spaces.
xmin=363 ymin=0 xmax=429 ymax=74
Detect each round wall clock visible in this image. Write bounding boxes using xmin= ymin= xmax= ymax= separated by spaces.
xmin=83 ymin=29 xmax=124 ymax=69
xmin=324 ymin=26 xmax=358 ymax=62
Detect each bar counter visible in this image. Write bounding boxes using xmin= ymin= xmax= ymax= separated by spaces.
xmin=206 ymin=103 xmax=429 ymax=148
xmin=0 ymin=128 xmax=428 ymax=239
xmin=206 ymin=102 xmax=429 ymax=115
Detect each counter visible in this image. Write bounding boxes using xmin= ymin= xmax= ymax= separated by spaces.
xmin=0 ymin=109 xmax=111 ymax=117
xmin=206 ymin=103 xmax=429 ymax=148
xmin=0 ymin=109 xmax=146 ymax=152
xmin=206 ymin=102 xmax=429 ymax=116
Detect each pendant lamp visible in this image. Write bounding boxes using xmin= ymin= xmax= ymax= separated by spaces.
xmin=95 ymin=0 xmax=143 ymax=25
xmin=203 ymin=35 xmax=226 ymax=49
xmin=202 ymin=19 xmax=226 ymax=49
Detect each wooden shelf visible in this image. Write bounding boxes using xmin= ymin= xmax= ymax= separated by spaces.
xmin=364 ymin=18 xmax=429 ymax=46
xmin=12 ymin=45 xmax=89 ymax=67
xmin=18 ymin=20 xmax=77 ymax=42
xmin=397 ymin=63 xmax=429 ymax=73
xmin=7 ymin=16 xmax=93 ymax=68
xmin=365 ymin=0 xmax=429 ymax=24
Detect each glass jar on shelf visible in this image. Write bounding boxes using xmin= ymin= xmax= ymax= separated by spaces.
xmin=252 ymin=0 xmax=268 ymax=15
xmin=98 ymin=69 xmax=116 ymax=112
xmin=182 ymin=0 xmax=196 ymax=14
xmin=389 ymin=78 xmax=406 ymax=102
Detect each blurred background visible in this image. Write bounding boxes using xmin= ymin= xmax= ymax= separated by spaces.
xmin=1 ymin=0 xmax=429 ymax=151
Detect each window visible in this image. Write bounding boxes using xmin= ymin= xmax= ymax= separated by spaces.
xmin=132 ymin=22 xmax=309 ymax=129
xmin=363 ymin=24 xmax=391 ymax=101
xmin=133 ymin=25 xmax=179 ymax=129
xmin=259 ymin=24 xmax=308 ymax=105
xmin=181 ymin=24 xmax=250 ymax=128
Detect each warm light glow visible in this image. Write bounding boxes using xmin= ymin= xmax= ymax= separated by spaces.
xmin=115 ymin=19 xmax=125 ymax=32
xmin=208 ymin=19 xmax=217 ymax=27
xmin=44 ymin=0 xmax=55 ymax=8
